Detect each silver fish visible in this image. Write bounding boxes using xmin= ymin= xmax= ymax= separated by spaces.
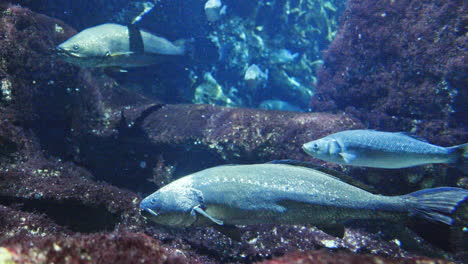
xmin=303 ymin=130 xmax=468 ymax=169
xmin=140 ymin=163 xmax=467 ymax=237
xmin=56 ymin=23 xmax=185 ymax=68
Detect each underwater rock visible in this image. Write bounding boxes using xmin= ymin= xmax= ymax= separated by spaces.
xmin=310 ymin=0 xmax=467 ymax=146
xmin=0 ymin=157 xmax=143 ymax=233
xmin=270 ymin=69 xmax=314 ymax=106
xmin=139 ymin=104 xmax=363 ymax=163
xmin=193 ymin=72 xmax=235 ymax=106
xmin=0 ymin=232 xmax=193 ymax=264
xmin=308 ymin=0 xmax=467 ymax=196
xmin=259 ymin=250 xmax=454 ymax=264
xmin=244 ymin=64 xmax=268 ymax=91
xmin=204 ymin=0 xmax=226 ymax=23
xmin=8 ymin=0 xmax=140 ymax=29
xmin=0 ymin=3 xmax=113 ymax=157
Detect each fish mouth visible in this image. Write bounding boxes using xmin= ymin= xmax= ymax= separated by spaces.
xmin=302 ymin=144 xmax=313 ymax=155
xmin=302 ymin=144 xmax=317 ymax=156
xmin=140 ymin=208 xmax=158 ymax=218
xmin=55 ymin=47 xmax=81 ymax=58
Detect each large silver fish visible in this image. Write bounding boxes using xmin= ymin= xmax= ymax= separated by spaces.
xmin=303 ymin=130 xmax=468 ymax=169
xmin=140 ymin=163 xmax=467 ymax=238
xmin=56 ymin=23 xmax=186 ymax=68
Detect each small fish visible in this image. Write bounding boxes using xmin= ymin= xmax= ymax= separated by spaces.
xmin=140 ymin=163 xmax=467 ymax=239
xmin=56 ymin=23 xmax=186 ymax=68
xmin=270 ymin=49 xmax=299 ymax=64
xmin=303 ymin=130 xmax=468 ymax=169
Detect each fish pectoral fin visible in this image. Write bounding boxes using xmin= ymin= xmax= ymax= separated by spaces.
xmin=316 ymin=224 xmax=345 ymax=238
xmin=339 ymin=152 xmax=356 ymax=164
xmin=192 ymin=206 xmax=224 ymax=225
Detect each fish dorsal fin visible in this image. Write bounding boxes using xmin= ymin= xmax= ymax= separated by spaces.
xmin=397 ymin=132 xmax=429 ymax=142
xmin=127 ymin=24 xmax=145 ymax=54
xmin=267 ymin=160 xmax=378 ymax=194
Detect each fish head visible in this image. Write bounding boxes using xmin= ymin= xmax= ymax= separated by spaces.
xmin=140 ymin=186 xmax=203 ymax=227
xmin=302 ymin=137 xmax=342 ymax=160
xmin=55 ymin=24 xmax=123 ymax=67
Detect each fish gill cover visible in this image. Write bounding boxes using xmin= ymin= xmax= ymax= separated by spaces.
xmin=0 ymin=0 xmax=466 ymax=263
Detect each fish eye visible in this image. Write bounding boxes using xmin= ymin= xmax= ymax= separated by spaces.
xmin=312 ymin=143 xmax=319 ymax=150
xmin=72 ymin=44 xmax=80 ymax=50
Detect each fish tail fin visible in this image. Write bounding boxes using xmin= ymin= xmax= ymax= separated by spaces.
xmin=448 ymin=143 xmax=468 ymax=172
xmin=174 ymin=38 xmax=194 ymax=55
xmin=447 ymin=143 xmax=468 ymax=161
xmin=404 ymin=187 xmax=468 ymax=225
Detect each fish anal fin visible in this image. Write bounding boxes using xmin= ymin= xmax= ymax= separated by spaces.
xmin=316 ymin=224 xmax=345 ymax=238
xmin=339 ymin=152 xmax=356 ymax=163
xmin=193 ymin=206 xmax=224 ymax=225
xmin=127 ymin=24 xmax=145 ymax=54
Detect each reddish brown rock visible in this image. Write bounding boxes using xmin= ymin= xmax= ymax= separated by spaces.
xmin=140 ymin=104 xmax=363 ymax=162
xmin=1 ymin=232 xmax=194 ymax=264
xmin=310 ymin=0 xmax=467 ymax=146
xmin=258 ymin=250 xmax=454 ymax=264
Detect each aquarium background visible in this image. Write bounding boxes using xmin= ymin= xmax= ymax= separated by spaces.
xmin=0 ymin=0 xmax=466 ymax=263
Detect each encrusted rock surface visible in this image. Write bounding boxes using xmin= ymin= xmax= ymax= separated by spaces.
xmin=306 ymin=0 xmax=468 ymax=199
xmin=141 ymin=104 xmax=362 ymax=162
xmin=258 ymin=250 xmax=454 ymax=264
xmin=1 ymin=232 xmax=194 ymax=264
xmin=310 ymin=0 xmax=467 ymax=146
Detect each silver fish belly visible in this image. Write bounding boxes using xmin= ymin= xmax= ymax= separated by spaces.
xmin=303 ymin=130 xmax=467 ymax=168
